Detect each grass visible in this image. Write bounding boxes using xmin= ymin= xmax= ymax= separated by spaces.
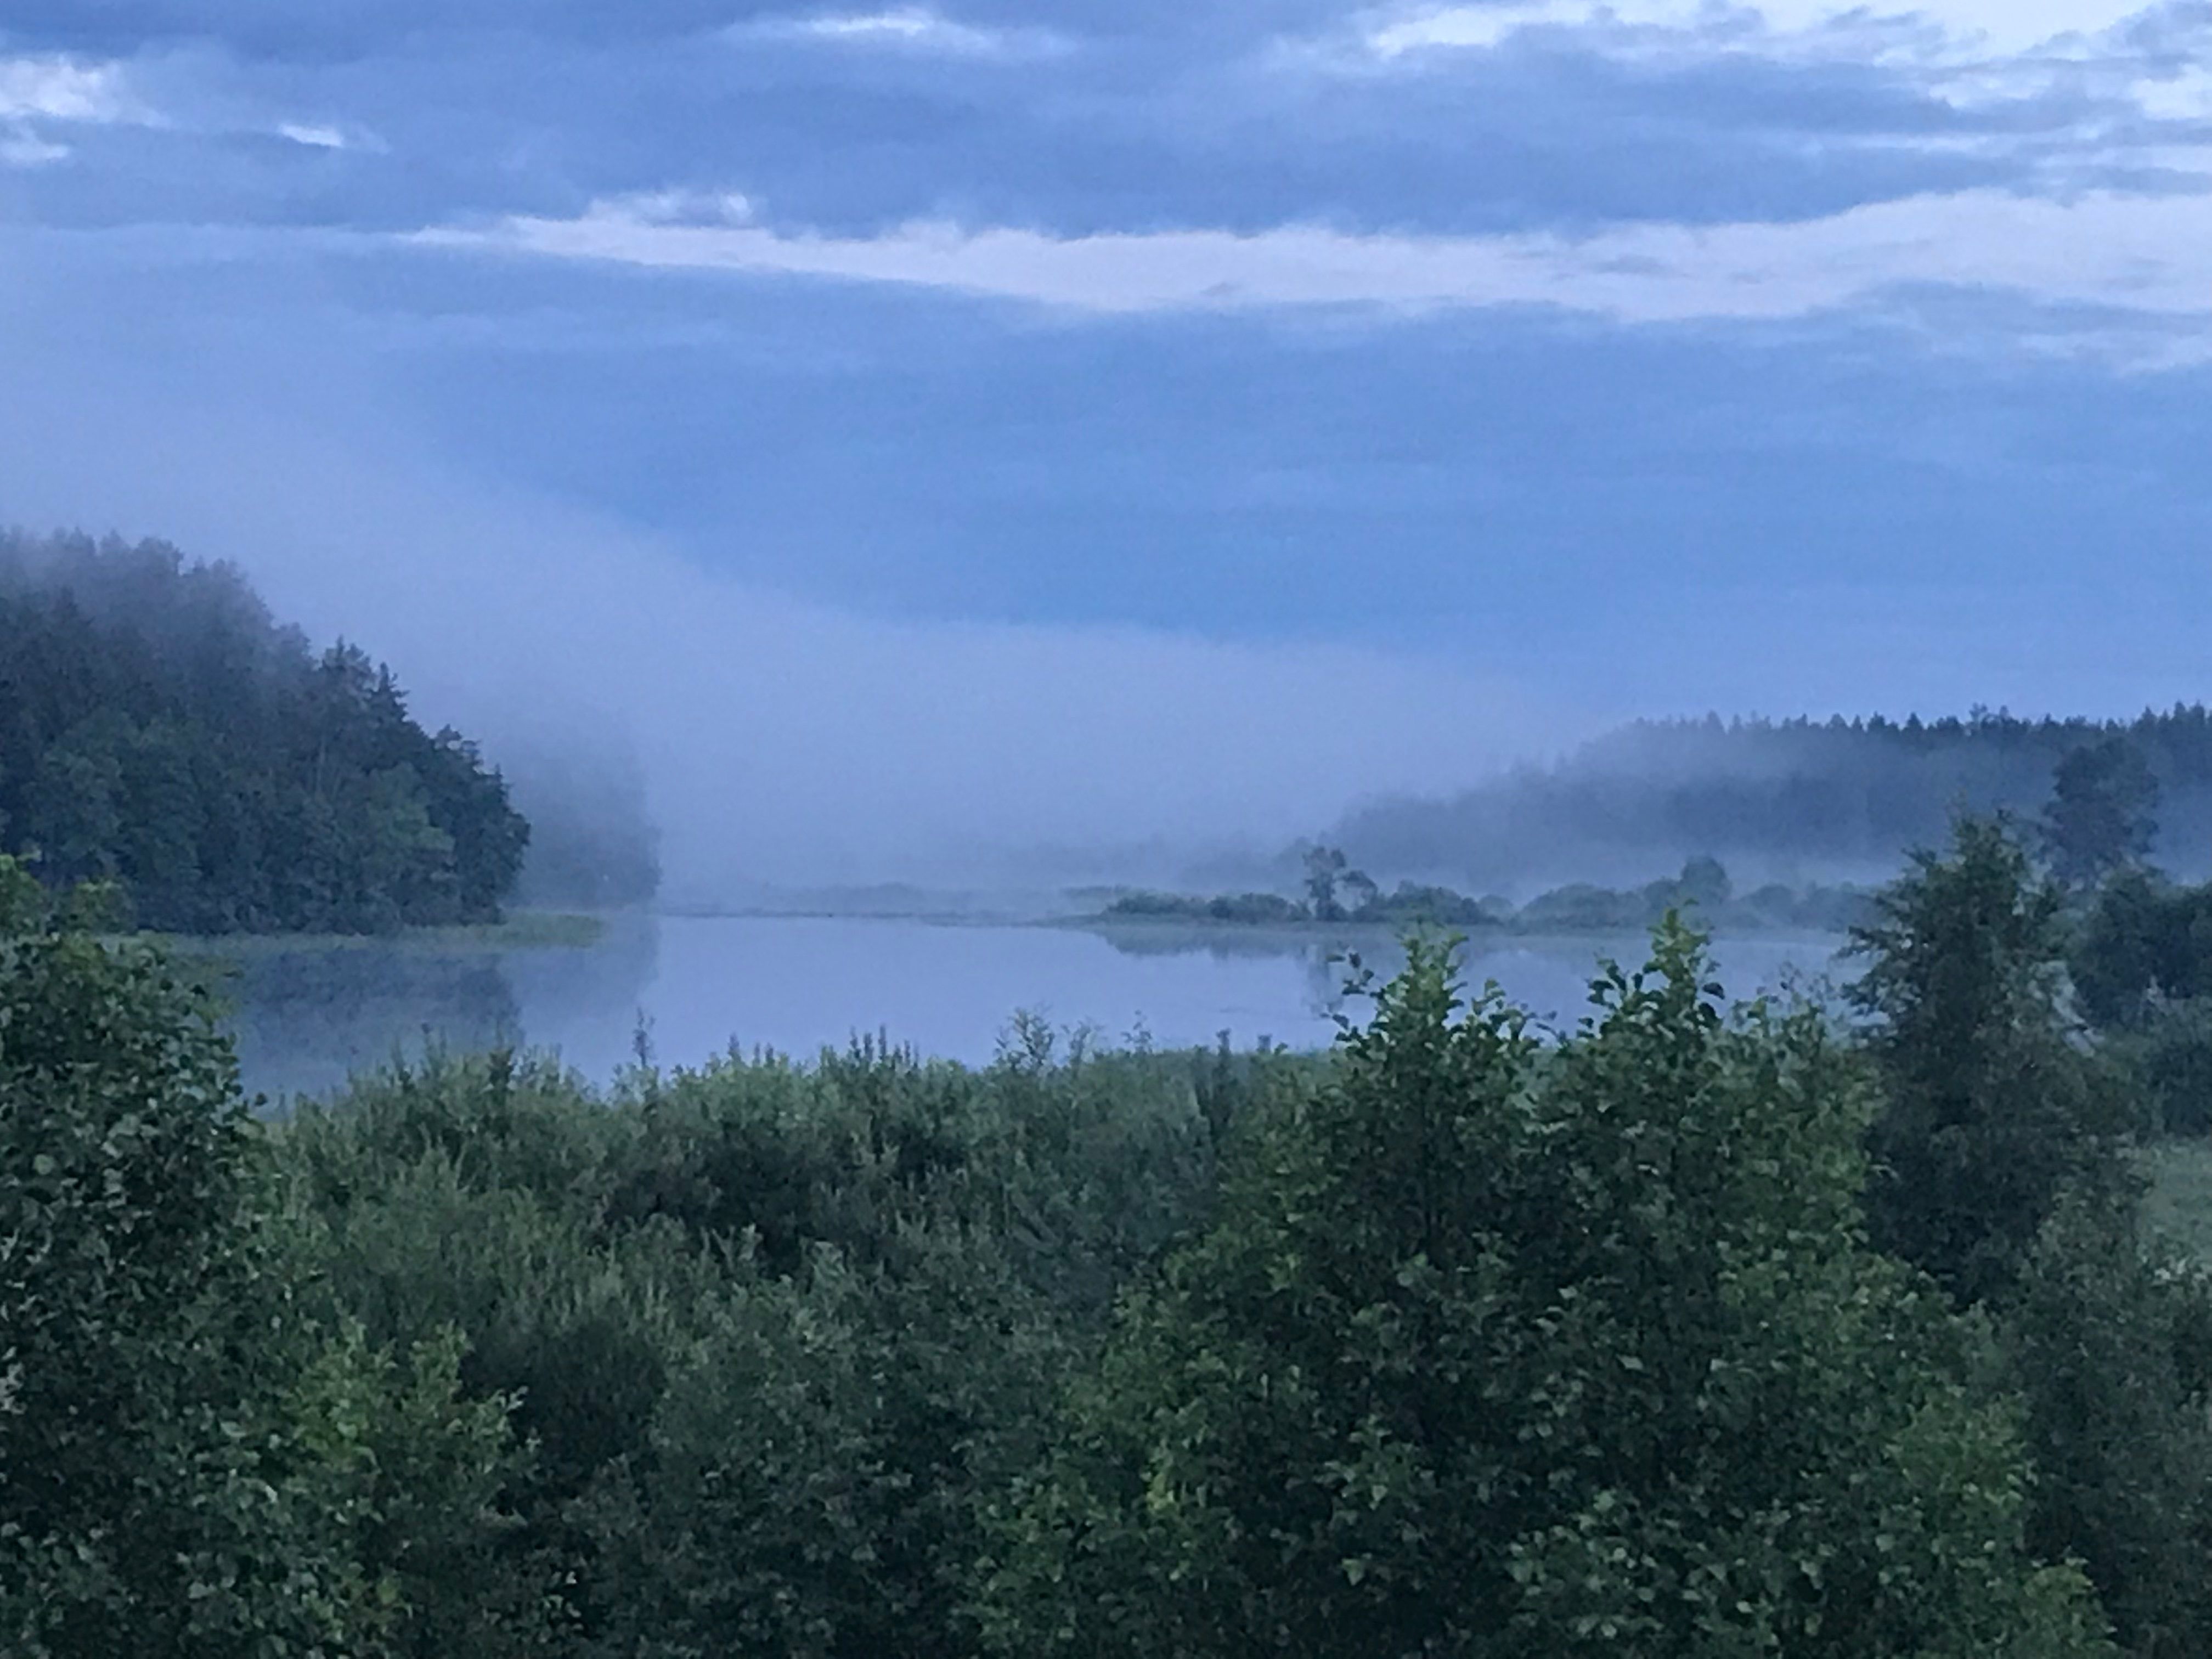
xmin=144 ymin=910 xmax=609 ymax=957
xmin=2142 ymin=1138 xmax=2212 ymax=1261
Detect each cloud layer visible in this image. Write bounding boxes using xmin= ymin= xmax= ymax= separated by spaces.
xmin=419 ymin=180 xmax=2212 ymax=337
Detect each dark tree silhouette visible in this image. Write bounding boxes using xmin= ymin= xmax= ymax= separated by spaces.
xmin=2044 ymin=737 xmax=2160 ymax=889
xmin=0 ymin=530 xmax=529 ymax=933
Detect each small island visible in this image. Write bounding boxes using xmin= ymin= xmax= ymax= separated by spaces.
xmin=1084 ymin=847 xmax=1874 ymax=938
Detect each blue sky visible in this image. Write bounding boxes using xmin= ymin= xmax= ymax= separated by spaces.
xmin=3 ymin=1 xmax=2210 ymax=881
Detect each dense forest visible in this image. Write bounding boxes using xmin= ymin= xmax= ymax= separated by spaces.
xmin=15 ymin=819 xmax=2212 ymax=1656
xmin=1341 ymin=707 xmax=2212 ymax=893
xmin=0 ymin=531 xmax=530 ymax=933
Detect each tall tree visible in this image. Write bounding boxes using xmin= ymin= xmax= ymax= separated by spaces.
xmin=1849 ymin=816 xmax=2128 ymax=1306
xmin=2044 ymin=739 xmax=2160 ymax=890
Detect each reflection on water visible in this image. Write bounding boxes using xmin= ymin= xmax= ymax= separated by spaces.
xmin=207 ymin=914 xmax=1843 ymax=1105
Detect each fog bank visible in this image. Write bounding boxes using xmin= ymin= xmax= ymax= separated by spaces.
xmin=0 ymin=291 xmax=1581 ymax=897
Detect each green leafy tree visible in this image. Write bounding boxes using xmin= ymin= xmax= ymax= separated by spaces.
xmin=2044 ymin=740 xmax=2160 ymax=890
xmin=0 ymin=928 xmax=359 ymax=1655
xmin=0 ymin=908 xmax=526 ymax=1656
xmin=979 ymin=924 xmax=2111 ymax=1658
xmin=1849 ymin=816 xmax=2129 ymax=1306
xmin=1302 ymin=844 xmax=1348 ymax=922
xmin=2006 ymin=1193 xmax=2212 ymax=1659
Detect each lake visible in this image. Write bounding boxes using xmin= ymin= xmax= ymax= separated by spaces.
xmin=208 ymin=914 xmax=1849 ymax=1105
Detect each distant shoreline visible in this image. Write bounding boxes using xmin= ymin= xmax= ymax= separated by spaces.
xmin=656 ymin=904 xmax=1850 ymax=945
xmin=1056 ymin=912 xmax=1852 ymax=947
xmin=142 ymin=910 xmax=610 ymax=957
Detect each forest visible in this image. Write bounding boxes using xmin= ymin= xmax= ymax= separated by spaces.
xmin=0 ymin=530 xmax=667 ymax=933
xmin=1340 ymin=707 xmax=2212 ymax=893
xmin=13 ymin=808 xmax=2212 ymax=1658
xmin=0 ymin=531 xmax=530 ymax=933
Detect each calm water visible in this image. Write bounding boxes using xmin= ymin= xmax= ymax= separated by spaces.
xmin=213 ymin=915 xmax=1847 ymax=1105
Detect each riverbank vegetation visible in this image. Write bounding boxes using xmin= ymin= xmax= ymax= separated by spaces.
xmin=1100 ymin=849 xmax=1871 ymax=936
xmin=17 ymin=815 xmax=2212 ymax=1655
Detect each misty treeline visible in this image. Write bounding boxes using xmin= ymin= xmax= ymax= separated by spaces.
xmin=19 ymin=822 xmax=2212 ymax=1657
xmin=0 ymin=530 xmax=658 ymax=932
xmin=1110 ymin=848 xmax=1873 ymax=935
xmin=1342 ymin=707 xmax=2212 ymax=892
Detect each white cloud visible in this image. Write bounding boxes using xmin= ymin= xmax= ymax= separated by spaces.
xmin=2137 ymin=62 xmax=2212 ymax=120
xmin=276 ymin=122 xmax=349 ymax=150
xmin=1353 ymin=1 xmax=2158 ymax=61
xmin=0 ymin=56 xmax=153 ymax=125
xmin=0 ymin=54 xmax=164 ymax=167
xmin=412 ymin=181 xmax=2212 ymax=338
xmin=731 ymin=7 xmax=1072 ymax=59
xmin=0 ymin=123 xmax=70 ymax=167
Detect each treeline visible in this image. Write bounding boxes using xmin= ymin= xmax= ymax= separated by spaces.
xmin=0 ymin=531 xmax=528 ymax=933
xmin=1106 ymin=849 xmax=1871 ymax=934
xmin=13 ymin=823 xmax=2212 ymax=1656
xmin=1343 ymin=705 xmax=2212 ymax=890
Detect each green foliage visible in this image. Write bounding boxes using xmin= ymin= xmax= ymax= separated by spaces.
xmin=0 ymin=913 xmax=544 ymax=1656
xmin=286 ymin=1322 xmax=538 ymax=1655
xmin=1105 ymin=856 xmax=1865 ymax=936
xmin=2044 ymin=740 xmax=2160 ymax=891
xmin=0 ymin=931 xmax=349 ymax=1652
xmin=979 ymin=924 xmax=2110 ymax=1658
xmin=1849 ymin=817 xmax=2130 ymax=1306
xmin=2072 ymin=870 xmax=2212 ymax=1030
xmin=271 ymin=1030 xmax=1269 ymax=1654
xmin=2006 ymin=1192 xmax=2212 ymax=1659
xmin=43 ymin=873 xmax=2212 ymax=1656
xmin=1105 ymin=889 xmax=1309 ymax=924
xmin=0 ymin=531 xmax=528 ymax=933
xmin=1357 ymin=878 xmax=1496 ymax=926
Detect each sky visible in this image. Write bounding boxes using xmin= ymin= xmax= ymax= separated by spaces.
xmin=2 ymin=0 xmax=2210 ymax=885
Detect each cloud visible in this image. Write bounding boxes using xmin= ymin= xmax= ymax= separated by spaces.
xmin=0 ymin=124 xmax=71 ymax=166
xmin=0 ymin=53 xmax=166 ymax=167
xmin=730 ymin=7 xmax=1073 ymax=59
xmin=275 ymin=120 xmax=348 ymax=149
xmin=410 ymin=179 xmax=2212 ymax=340
xmin=1346 ymin=1 xmax=2159 ymax=62
xmin=0 ymin=55 xmax=152 ymax=123
xmin=1296 ymin=1 xmax=2212 ymax=138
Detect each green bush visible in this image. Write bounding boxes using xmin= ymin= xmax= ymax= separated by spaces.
xmin=979 ymin=926 xmax=2111 ymax=1657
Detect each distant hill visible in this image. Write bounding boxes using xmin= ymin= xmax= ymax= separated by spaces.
xmin=1339 ymin=708 xmax=2212 ymax=894
xmin=0 ymin=529 xmax=529 ymax=933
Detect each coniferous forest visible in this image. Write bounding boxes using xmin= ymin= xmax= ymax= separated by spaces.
xmin=1341 ymin=708 xmax=2212 ymax=890
xmin=0 ymin=531 xmax=530 ymax=934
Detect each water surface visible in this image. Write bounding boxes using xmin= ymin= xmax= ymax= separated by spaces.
xmin=216 ymin=915 xmax=1846 ymax=1104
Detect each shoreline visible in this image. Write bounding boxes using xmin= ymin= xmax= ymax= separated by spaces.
xmin=142 ymin=909 xmax=611 ymax=957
